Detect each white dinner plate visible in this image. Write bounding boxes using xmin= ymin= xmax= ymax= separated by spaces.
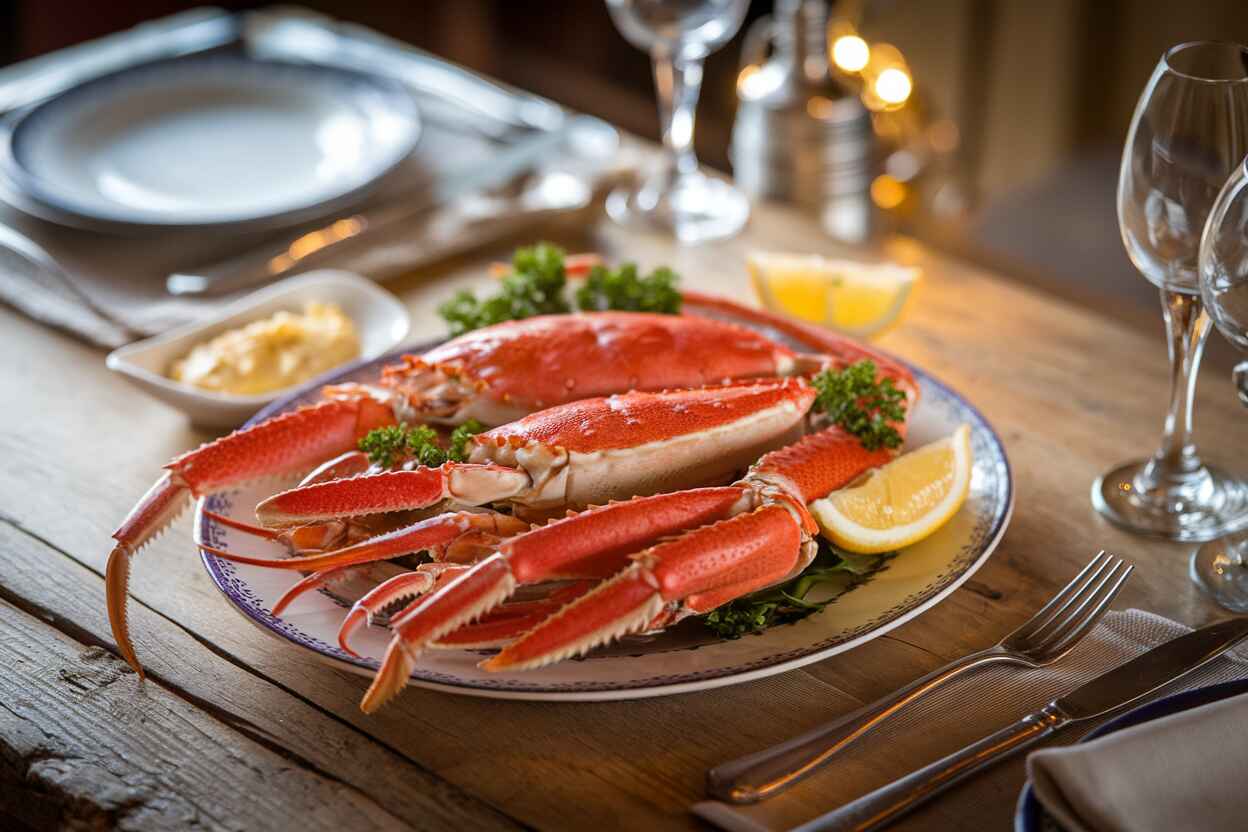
xmin=1 ymin=54 xmax=421 ymax=230
xmin=197 ymin=315 xmax=1013 ymax=701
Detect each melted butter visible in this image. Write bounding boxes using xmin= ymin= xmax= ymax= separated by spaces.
xmin=170 ymin=301 xmax=360 ymax=395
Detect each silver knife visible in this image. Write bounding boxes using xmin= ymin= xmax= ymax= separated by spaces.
xmin=165 ymin=117 xmax=587 ymax=297
xmin=798 ymin=616 xmax=1248 ymax=832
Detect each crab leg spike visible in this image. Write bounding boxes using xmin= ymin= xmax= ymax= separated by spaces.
xmin=255 ymin=464 xmax=529 ymax=528
xmin=483 ymin=504 xmax=803 ymax=672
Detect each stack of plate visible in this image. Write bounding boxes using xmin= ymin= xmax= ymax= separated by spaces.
xmin=0 ymin=52 xmax=423 ymax=233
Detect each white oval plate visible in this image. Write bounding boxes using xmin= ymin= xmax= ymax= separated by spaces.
xmin=197 ymin=324 xmax=1012 ymax=701
xmin=2 ymin=54 xmax=420 ymax=230
xmin=105 ymin=270 xmax=410 ymax=428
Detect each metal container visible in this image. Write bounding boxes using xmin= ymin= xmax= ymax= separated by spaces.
xmin=731 ymin=0 xmax=873 ymax=241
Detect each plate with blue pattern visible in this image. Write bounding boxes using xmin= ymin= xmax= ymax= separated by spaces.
xmin=197 ymin=317 xmax=1013 ymax=701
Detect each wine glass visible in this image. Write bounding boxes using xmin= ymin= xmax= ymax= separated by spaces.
xmin=604 ymin=0 xmax=751 ymax=243
xmin=1191 ymin=152 xmax=1248 ymax=609
xmin=1092 ymin=42 xmax=1248 ymax=541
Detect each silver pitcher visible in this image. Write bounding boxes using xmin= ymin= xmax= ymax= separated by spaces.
xmin=731 ymin=0 xmax=873 ymax=241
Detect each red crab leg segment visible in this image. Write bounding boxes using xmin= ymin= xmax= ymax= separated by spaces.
xmin=255 ymin=464 xmax=530 ymax=528
xmin=339 ymin=564 xmax=471 ymax=657
xmin=483 ymin=504 xmax=804 ymax=672
xmin=431 ymin=582 xmax=596 ymax=649
xmin=107 ymin=396 xmax=395 ymax=677
xmin=746 ymin=426 xmax=897 ymax=505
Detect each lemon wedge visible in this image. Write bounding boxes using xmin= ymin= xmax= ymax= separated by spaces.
xmin=747 ymin=252 xmax=919 ymax=337
xmin=811 ymin=424 xmax=973 ymax=553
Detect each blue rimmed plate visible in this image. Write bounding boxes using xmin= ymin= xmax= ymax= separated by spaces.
xmin=0 ymin=53 xmax=421 ymax=231
xmin=1014 ymin=677 xmax=1248 ymax=831
xmin=195 ymin=315 xmax=1013 ymax=701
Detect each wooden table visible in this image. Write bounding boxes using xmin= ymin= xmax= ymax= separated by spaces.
xmin=2 ymin=179 xmax=1245 ymax=831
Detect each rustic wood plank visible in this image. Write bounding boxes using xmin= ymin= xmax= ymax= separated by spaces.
xmin=0 ymin=519 xmax=525 ymax=832
xmin=0 ymin=594 xmax=415 ymax=832
xmin=1 ymin=177 xmax=1245 ymax=830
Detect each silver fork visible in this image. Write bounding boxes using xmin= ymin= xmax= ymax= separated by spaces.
xmin=706 ymin=551 xmax=1133 ymax=804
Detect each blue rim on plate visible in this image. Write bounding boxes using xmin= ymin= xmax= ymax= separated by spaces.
xmin=0 ymin=53 xmax=421 ymax=231
xmin=196 ymin=325 xmax=1013 ymax=700
xmin=1014 ymin=677 xmax=1248 ymax=831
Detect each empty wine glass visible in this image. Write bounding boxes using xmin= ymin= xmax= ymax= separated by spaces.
xmin=1092 ymin=41 xmax=1248 ymax=541
xmin=604 ymin=0 xmax=751 ymax=243
xmin=1191 ymin=152 xmax=1248 ymax=610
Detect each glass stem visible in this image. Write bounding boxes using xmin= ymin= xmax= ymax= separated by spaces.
xmin=1142 ymin=287 xmax=1213 ymax=487
xmin=652 ymin=51 xmax=703 ymax=182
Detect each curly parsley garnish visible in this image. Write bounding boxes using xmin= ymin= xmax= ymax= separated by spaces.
xmin=358 ymin=420 xmax=487 ymax=469
xmin=811 ymin=360 xmax=907 ymax=451
xmin=703 ymin=543 xmax=894 ymax=638
xmin=438 ymin=242 xmax=681 ymax=334
xmin=439 ymin=243 xmax=571 ymax=336
xmin=575 ymin=263 xmax=682 ymax=314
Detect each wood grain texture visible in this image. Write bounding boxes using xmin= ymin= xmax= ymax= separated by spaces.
xmin=0 ymin=520 xmax=522 ymax=832
xmin=0 ymin=593 xmax=414 ymax=832
xmin=1 ymin=164 xmax=1245 ymax=830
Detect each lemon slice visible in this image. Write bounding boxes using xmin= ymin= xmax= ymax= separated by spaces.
xmin=747 ymin=252 xmax=919 ymax=337
xmin=811 ymin=424 xmax=973 ymax=553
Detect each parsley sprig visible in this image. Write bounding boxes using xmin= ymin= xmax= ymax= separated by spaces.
xmin=439 ymin=242 xmax=681 ymax=335
xmin=703 ymin=542 xmax=894 ymax=638
xmin=575 ymin=263 xmax=681 ymax=314
xmin=811 ymin=360 xmax=907 ymax=451
xmin=358 ymin=419 xmax=486 ymax=469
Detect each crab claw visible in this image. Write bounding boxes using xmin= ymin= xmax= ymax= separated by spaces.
xmin=107 ymin=396 xmax=395 ymax=677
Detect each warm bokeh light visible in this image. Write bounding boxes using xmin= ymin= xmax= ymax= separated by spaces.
xmin=870 ymin=174 xmax=907 ymax=209
xmin=831 ymin=35 xmax=870 ymax=73
xmin=874 ymin=68 xmax=912 ymax=106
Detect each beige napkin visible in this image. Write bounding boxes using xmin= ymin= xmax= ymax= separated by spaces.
xmin=693 ymin=609 xmax=1248 ymax=832
xmin=1028 ymin=690 xmax=1248 ymax=832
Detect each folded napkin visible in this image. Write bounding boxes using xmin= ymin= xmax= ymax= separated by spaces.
xmin=693 ymin=610 xmax=1248 ymax=832
xmin=1028 ymin=690 xmax=1248 ymax=832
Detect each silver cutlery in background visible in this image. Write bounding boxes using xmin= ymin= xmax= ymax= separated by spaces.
xmin=165 ymin=117 xmax=603 ymax=297
xmin=800 ymin=615 xmax=1248 ymax=832
xmin=708 ymin=551 xmax=1132 ymax=804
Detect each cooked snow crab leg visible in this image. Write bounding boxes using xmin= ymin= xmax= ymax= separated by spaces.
xmin=197 ymin=376 xmax=817 ymax=598
xmin=355 ymin=424 xmax=897 ymax=712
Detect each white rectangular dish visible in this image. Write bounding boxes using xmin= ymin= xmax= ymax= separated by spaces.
xmin=106 ymin=270 xmax=410 ymax=427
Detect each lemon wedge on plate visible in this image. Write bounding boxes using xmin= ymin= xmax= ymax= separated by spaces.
xmin=747 ymin=252 xmax=919 ymax=337
xmin=811 ymin=424 xmax=973 ymax=553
